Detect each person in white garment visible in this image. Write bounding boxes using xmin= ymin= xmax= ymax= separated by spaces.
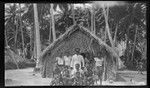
xmin=63 ymin=52 xmax=71 ymax=69
xmin=70 ymin=63 xmax=84 ymax=78
xmin=94 ymin=52 xmax=104 ymax=85
xmin=56 ymin=52 xmax=64 ymax=69
xmin=68 ymin=54 xmax=72 ymax=67
xmin=70 ymin=48 xmax=85 ymax=70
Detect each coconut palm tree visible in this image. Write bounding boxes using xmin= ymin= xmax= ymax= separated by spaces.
xmin=5 ymin=3 xmax=18 ymax=49
xmin=18 ymin=3 xmax=26 ymax=60
xmin=33 ymin=3 xmax=41 ymax=68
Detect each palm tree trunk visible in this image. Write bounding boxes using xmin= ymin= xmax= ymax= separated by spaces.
xmin=19 ymin=4 xmax=25 ymax=60
xmin=15 ymin=18 xmax=18 ymax=50
xmin=103 ymin=6 xmax=114 ymax=48
xmin=50 ymin=4 xmax=56 ymax=41
xmin=34 ymin=36 xmax=37 ymax=60
xmin=131 ymin=25 xmax=138 ymax=61
xmin=72 ymin=4 xmax=76 ymax=25
xmin=33 ymin=29 xmax=37 ymax=59
xmin=91 ymin=4 xmax=94 ymax=33
xmin=14 ymin=3 xmax=17 ymax=50
xmin=125 ymin=25 xmax=131 ymax=62
xmin=113 ymin=23 xmax=118 ymax=47
xmin=49 ymin=13 xmax=52 ymax=43
xmin=33 ymin=3 xmax=41 ymax=68
xmin=126 ymin=36 xmax=129 ymax=62
xmin=103 ymin=10 xmax=107 ymax=80
xmin=103 ymin=26 xmax=107 ymax=81
xmin=93 ymin=6 xmax=96 ymax=34
xmin=30 ymin=28 xmax=33 ymax=59
xmin=87 ymin=9 xmax=90 ymax=29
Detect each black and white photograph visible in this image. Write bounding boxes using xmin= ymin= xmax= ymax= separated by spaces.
xmin=5 ymin=1 xmax=147 ymax=86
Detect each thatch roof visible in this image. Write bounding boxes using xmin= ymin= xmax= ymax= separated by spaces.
xmin=39 ymin=24 xmax=119 ymax=65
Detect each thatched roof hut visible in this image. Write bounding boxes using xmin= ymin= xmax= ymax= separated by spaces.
xmin=39 ymin=24 xmax=119 ymax=81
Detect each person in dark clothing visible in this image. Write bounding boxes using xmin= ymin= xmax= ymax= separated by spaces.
xmin=62 ymin=66 xmax=71 ymax=85
xmin=82 ymin=52 xmax=94 ymax=85
xmin=84 ymin=65 xmax=94 ymax=85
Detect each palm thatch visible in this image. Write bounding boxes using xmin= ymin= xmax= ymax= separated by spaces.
xmin=39 ymin=24 xmax=119 ymax=80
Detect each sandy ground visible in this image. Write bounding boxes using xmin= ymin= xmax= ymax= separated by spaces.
xmin=5 ymin=68 xmax=51 ymax=86
xmin=5 ymin=68 xmax=147 ymax=86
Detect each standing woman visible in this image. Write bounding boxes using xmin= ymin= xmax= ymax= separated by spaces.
xmin=64 ymin=52 xmax=71 ymax=69
xmin=56 ymin=52 xmax=64 ymax=83
xmin=62 ymin=52 xmax=72 ymax=85
xmin=94 ymin=52 xmax=104 ymax=85
xmin=56 ymin=52 xmax=64 ymax=68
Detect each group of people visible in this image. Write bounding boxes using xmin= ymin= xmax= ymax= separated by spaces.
xmin=50 ymin=48 xmax=105 ymax=86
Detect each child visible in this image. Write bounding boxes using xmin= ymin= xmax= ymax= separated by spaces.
xmin=56 ymin=53 xmax=64 ymax=67
xmin=71 ymin=63 xmax=84 ymax=85
xmin=94 ymin=52 xmax=104 ymax=85
xmin=62 ymin=66 xmax=71 ymax=85
xmin=84 ymin=65 xmax=94 ymax=85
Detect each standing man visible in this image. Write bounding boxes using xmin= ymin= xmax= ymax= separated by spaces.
xmin=70 ymin=48 xmax=85 ymax=70
xmin=94 ymin=52 xmax=104 ymax=85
